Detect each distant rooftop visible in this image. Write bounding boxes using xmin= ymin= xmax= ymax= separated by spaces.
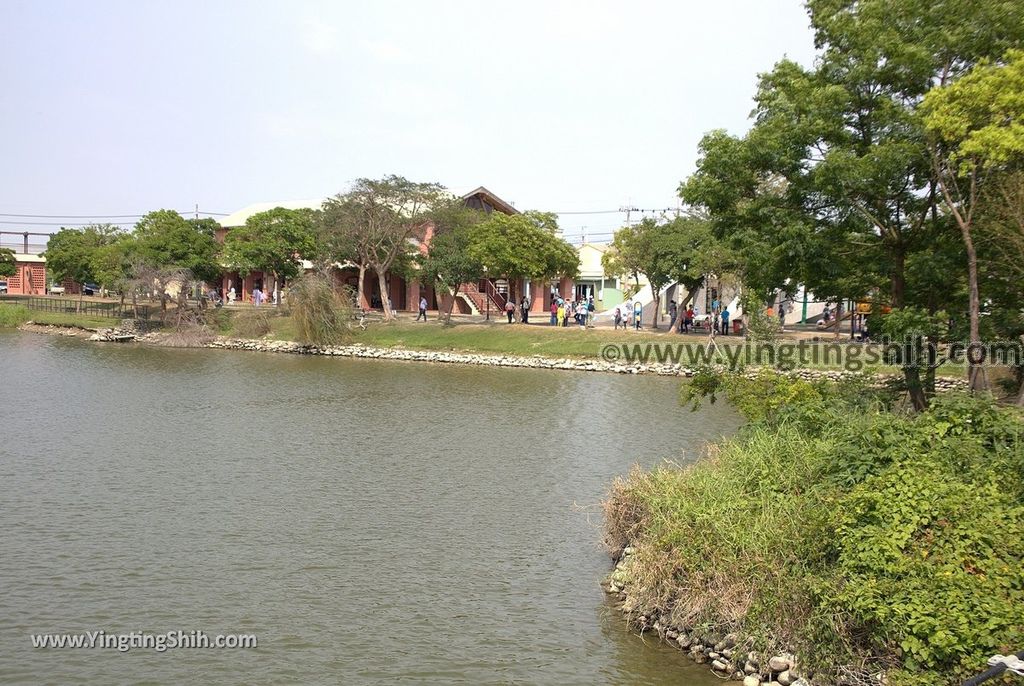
xmin=217 ymin=186 xmax=519 ymax=228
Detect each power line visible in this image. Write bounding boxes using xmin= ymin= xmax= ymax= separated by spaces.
xmin=0 ymin=209 xmax=229 ymax=219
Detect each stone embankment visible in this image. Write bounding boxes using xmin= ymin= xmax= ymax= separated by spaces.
xmin=18 ymin=322 xmax=970 ymax=390
xmin=606 ymin=548 xmax=817 ymax=686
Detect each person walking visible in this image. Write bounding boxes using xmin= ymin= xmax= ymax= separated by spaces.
xmin=668 ymin=300 xmax=678 ymax=330
xmin=505 ymin=298 xmax=515 ymax=323
xmin=685 ymin=306 xmax=694 ymax=333
xmin=633 ymin=302 xmax=642 ymax=330
xmin=550 ymin=299 xmax=559 ymax=326
xmin=417 ymin=295 xmax=428 ymax=322
xmin=613 ymin=305 xmax=622 ymax=330
xmin=252 ymin=287 xmax=264 ymax=306
xmin=520 ymin=295 xmax=530 ymax=324
xmin=720 ymin=306 xmax=730 ymax=335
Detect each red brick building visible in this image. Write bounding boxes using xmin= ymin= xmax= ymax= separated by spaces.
xmin=216 ymin=186 xmax=571 ymax=315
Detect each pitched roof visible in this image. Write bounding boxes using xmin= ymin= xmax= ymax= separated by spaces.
xmin=459 ymin=186 xmax=519 ymax=215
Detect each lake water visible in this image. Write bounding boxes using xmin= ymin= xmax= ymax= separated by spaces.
xmin=0 ymin=331 xmax=741 ymax=685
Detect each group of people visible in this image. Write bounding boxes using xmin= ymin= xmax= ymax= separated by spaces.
xmin=612 ymin=302 xmax=642 ymax=330
xmin=549 ymin=296 xmax=596 ymax=328
xmin=503 ymin=295 xmax=535 ymax=324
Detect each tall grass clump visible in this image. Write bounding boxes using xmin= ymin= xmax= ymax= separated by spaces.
xmin=286 ymin=273 xmax=353 ymax=345
xmin=606 ymin=371 xmax=1024 ymax=685
xmin=0 ymin=304 xmax=31 ymax=328
xmin=230 ymin=308 xmax=273 ymax=338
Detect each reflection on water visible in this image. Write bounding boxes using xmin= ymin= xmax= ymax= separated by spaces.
xmin=0 ymin=332 xmax=741 ymax=684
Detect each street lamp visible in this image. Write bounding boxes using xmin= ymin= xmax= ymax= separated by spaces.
xmin=483 ymin=265 xmax=490 ymax=321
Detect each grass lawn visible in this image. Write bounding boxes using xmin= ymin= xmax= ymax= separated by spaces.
xmin=251 ymin=315 xmax=965 ymax=376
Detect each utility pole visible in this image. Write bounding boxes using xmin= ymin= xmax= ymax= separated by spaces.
xmin=195 ymin=203 xmax=199 ymax=220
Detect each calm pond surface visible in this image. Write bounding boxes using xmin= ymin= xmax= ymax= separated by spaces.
xmin=0 ymin=331 xmax=742 ymax=685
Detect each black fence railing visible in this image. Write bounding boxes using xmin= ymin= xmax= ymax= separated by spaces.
xmin=0 ymin=295 xmax=152 ymax=320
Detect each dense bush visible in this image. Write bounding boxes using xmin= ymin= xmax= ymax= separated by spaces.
xmin=607 ymin=374 xmax=1024 ymax=684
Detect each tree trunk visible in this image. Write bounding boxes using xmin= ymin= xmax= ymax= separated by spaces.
xmin=376 ymin=268 xmax=393 ymax=321
xmin=891 ymin=245 xmax=906 ymax=309
xmin=675 ymin=278 xmax=703 ymax=332
xmin=652 ymin=289 xmax=661 ymax=329
xmin=356 ymin=264 xmax=366 ymax=311
xmin=445 ymin=282 xmax=459 ymax=325
xmin=961 ymin=225 xmax=987 ymax=392
xmin=77 ymin=287 xmax=83 ymax=314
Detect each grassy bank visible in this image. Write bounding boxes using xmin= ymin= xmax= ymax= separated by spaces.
xmin=605 ymin=373 xmax=1024 ymax=685
xmin=217 ymin=311 xmax=963 ymax=376
xmin=0 ymin=303 xmax=124 ymax=330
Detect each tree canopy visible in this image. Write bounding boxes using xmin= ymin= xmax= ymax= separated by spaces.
xmin=468 ymin=212 xmax=578 ymax=282
xmin=222 ymin=207 xmax=317 ymax=296
xmin=0 ymin=247 xmax=15 ymax=278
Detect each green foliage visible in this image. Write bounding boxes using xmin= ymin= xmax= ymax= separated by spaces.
xmin=468 ymin=212 xmax=578 ymax=280
xmin=222 ymin=207 xmax=317 ymax=285
xmin=286 ymin=272 xmax=353 ymax=345
xmin=133 ymin=210 xmax=220 ymax=284
xmin=740 ymin=293 xmax=781 ymax=342
xmin=421 ymin=222 xmax=485 ymax=324
xmin=43 ymin=224 xmax=123 ymax=286
xmin=603 ymin=216 xmax=731 ymax=315
xmin=609 ymin=376 xmax=1024 ymax=684
xmin=0 ymin=247 xmax=15 ymax=278
xmin=922 ymin=49 xmax=1024 ymax=173
xmin=679 ymin=364 xmax=726 ymax=411
xmin=0 ymin=304 xmax=30 ymax=327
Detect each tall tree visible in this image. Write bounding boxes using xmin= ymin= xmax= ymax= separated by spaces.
xmin=602 ymin=217 xmax=733 ymax=328
xmin=331 ymin=176 xmax=445 ymax=320
xmin=681 ymin=0 xmax=1024 ymax=409
xmin=222 ymin=207 xmax=317 ymax=304
xmin=922 ymin=49 xmax=1024 ymax=391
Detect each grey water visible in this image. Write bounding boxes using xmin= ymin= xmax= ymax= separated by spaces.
xmin=0 ymin=331 xmax=742 ymax=685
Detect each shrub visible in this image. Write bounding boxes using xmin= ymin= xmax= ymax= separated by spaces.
xmin=231 ymin=308 xmax=273 ymax=338
xmin=608 ymin=381 xmax=1024 ymax=684
xmin=286 ymin=273 xmax=353 ymax=345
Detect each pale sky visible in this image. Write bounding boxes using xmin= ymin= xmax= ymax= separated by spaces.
xmin=0 ymin=0 xmax=816 ymax=242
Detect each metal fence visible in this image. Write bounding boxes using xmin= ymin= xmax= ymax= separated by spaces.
xmin=0 ymin=295 xmax=152 ymax=320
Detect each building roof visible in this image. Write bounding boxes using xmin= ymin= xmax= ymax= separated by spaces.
xmin=218 ymin=198 xmax=325 ymax=228
xmin=459 ymin=186 xmax=519 ymax=215
xmin=11 ymin=252 xmax=46 ymax=263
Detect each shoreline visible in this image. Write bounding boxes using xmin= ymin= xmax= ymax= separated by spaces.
xmin=606 ymin=548 xmax=813 ymax=686
xmin=14 ymin=322 xmax=970 ymax=389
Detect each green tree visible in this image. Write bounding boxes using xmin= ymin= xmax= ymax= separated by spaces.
xmin=0 ymin=247 xmax=15 ymax=278
xmin=44 ymin=224 xmax=124 ymax=308
xmin=469 ymin=212 xmax=579 ymax=290
xmin=323 ymin=176 xmax=446 ymax=320
xmin=133 ymin=210 xmax=221 ymax=285
xmin=222 ymin=207 xmax=317 ymax=304
xmin=681 ymin=0 xmax=1024 ymax=408
xmin=419 ymin=200 xmax=487 ymax=324
xmin=602 ymin=217 xmax=732 ymax=329
xmin=922 ymin=49 xmax=1024 ymax=392
xmin=422 ymin=227 xmax=484 ymax=325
